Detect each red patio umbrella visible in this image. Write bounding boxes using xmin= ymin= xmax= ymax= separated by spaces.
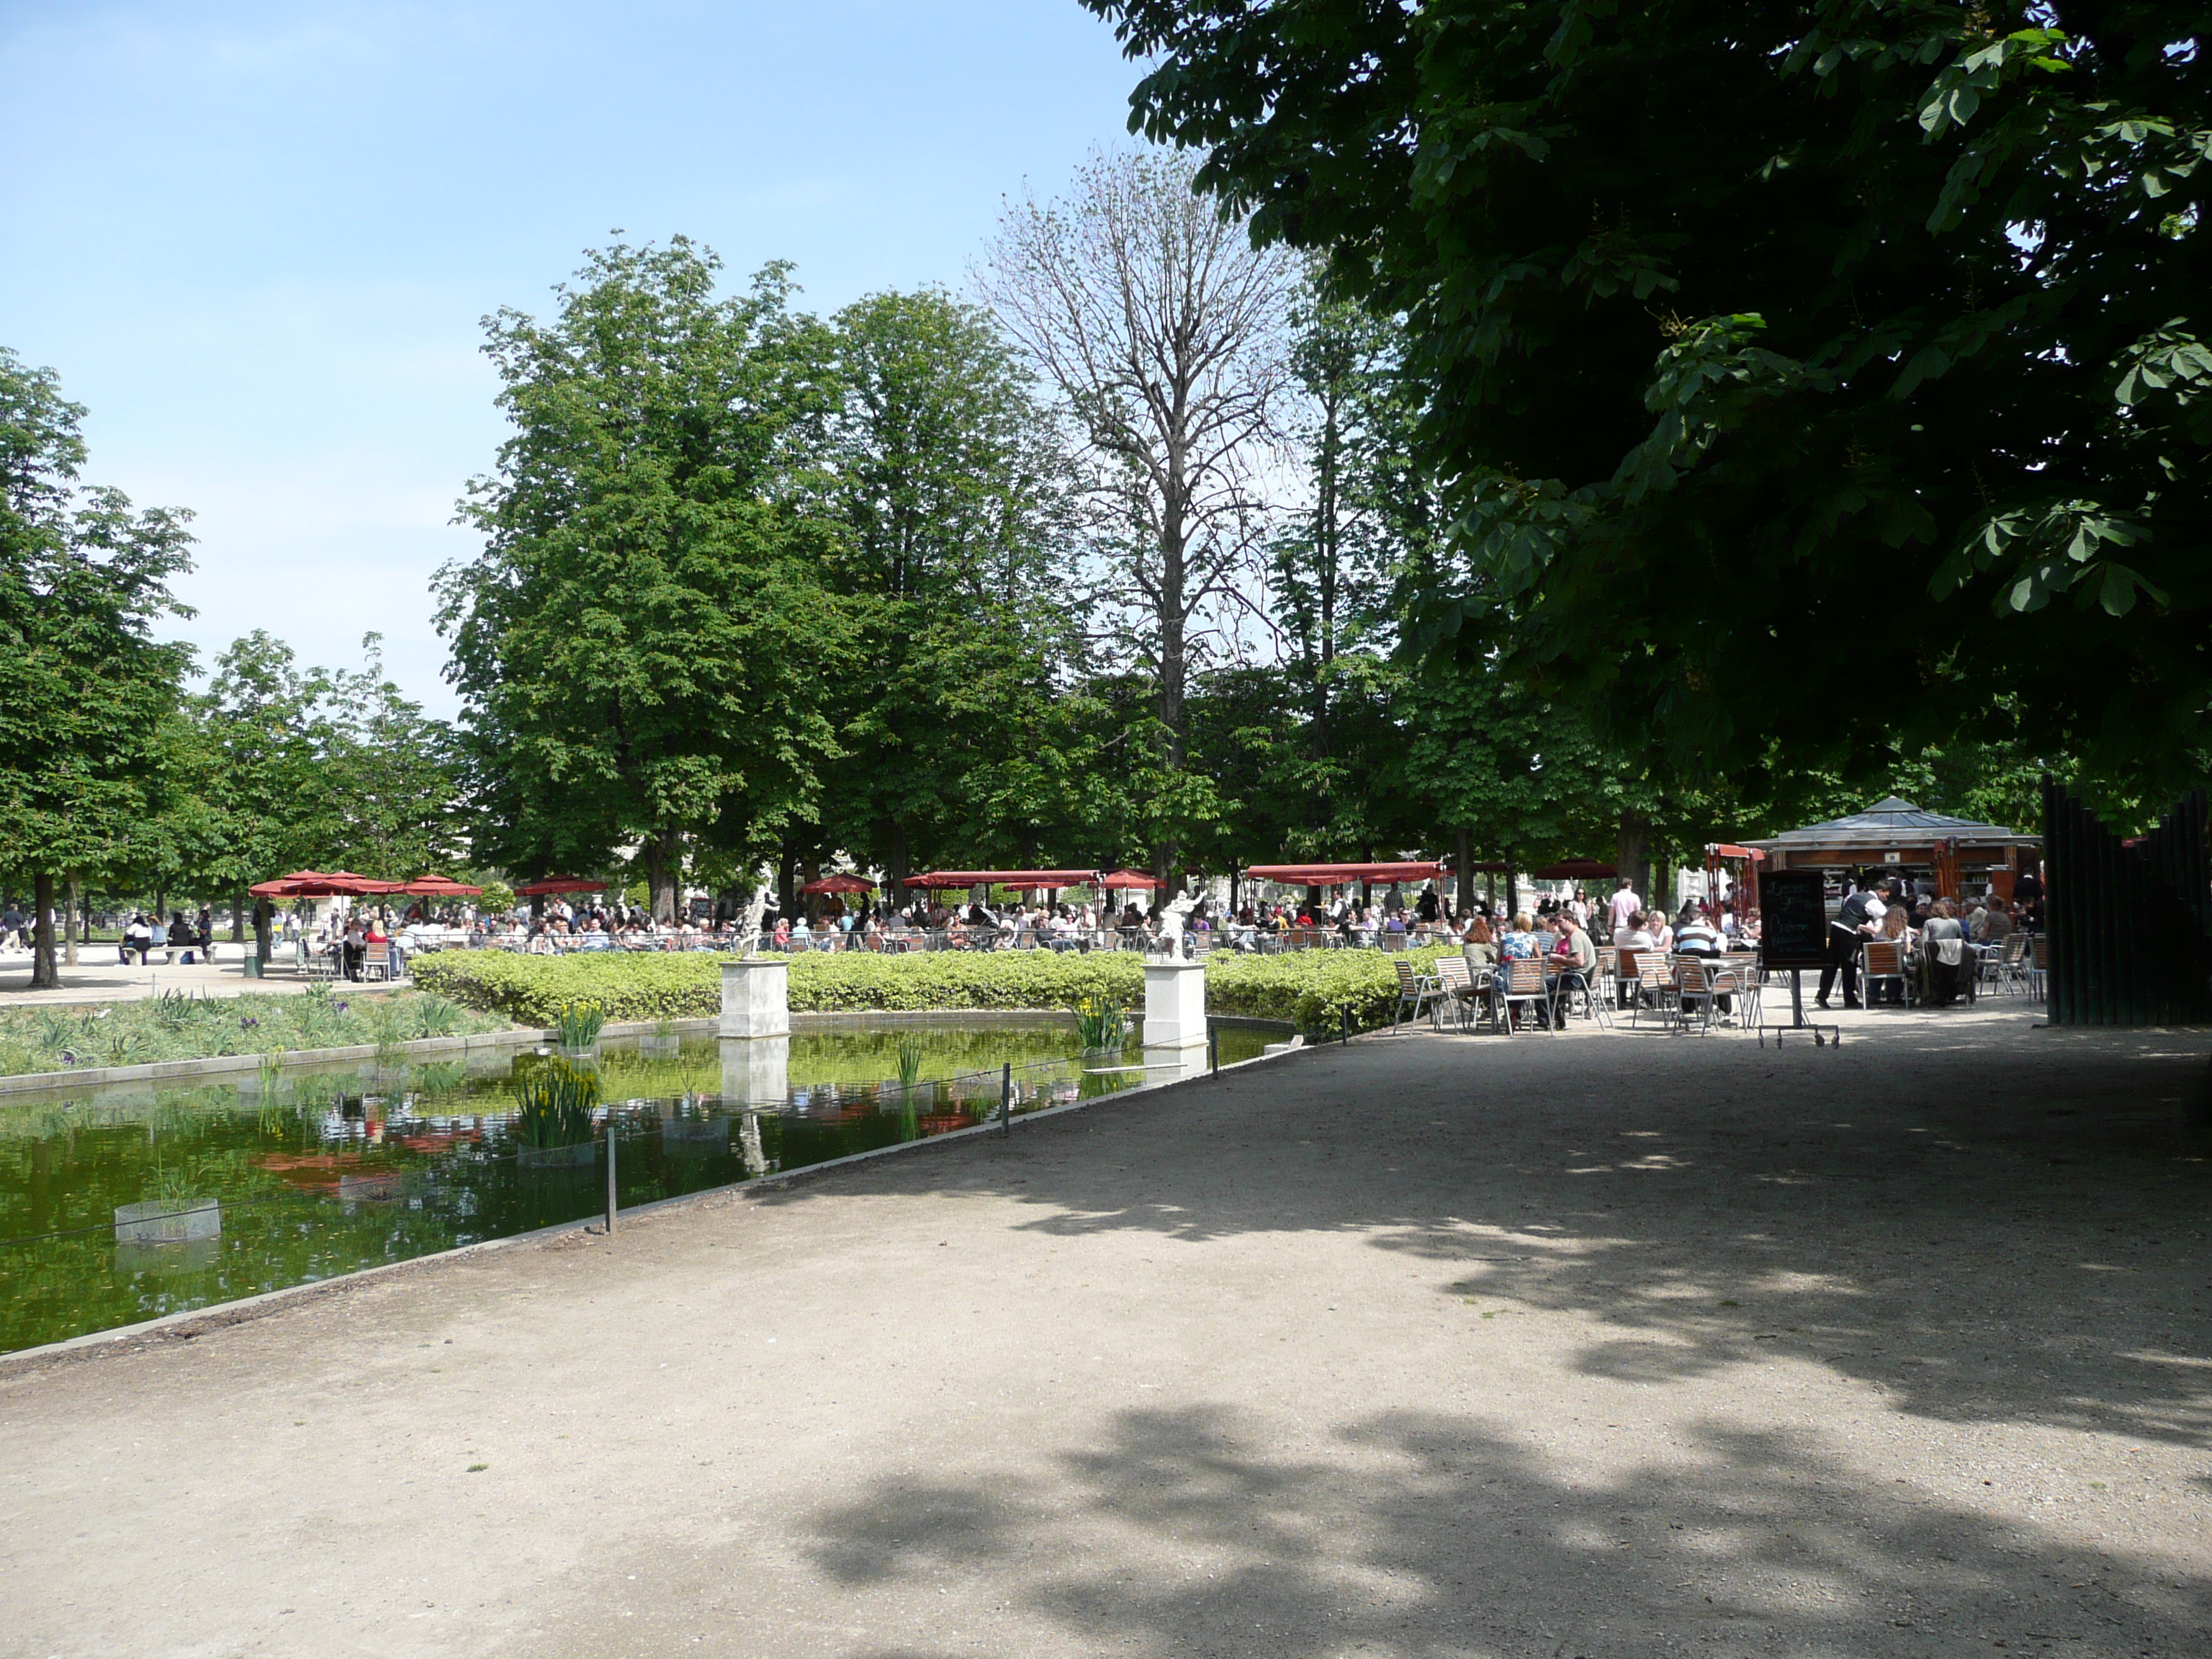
xmin=1098 ymin=868 xmax=1161 ymax=890
xmin=513 ymin=876 xmax=611 ymax=896
xmin=799 ymin=874 xmax=875 ymax=895
xmin=248 ymin=871 xmax=405 ymax=897
xmin=397 ymin=876 xmax=485 ymax=897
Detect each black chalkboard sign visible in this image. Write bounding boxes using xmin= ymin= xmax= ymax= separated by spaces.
xmin=1760 ymin=869 xmax=1831 ymax=971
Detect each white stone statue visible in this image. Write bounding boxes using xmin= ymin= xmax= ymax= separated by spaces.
xmin=739 ymin=862 xmax=778 ymax=958
xmin=1156 ymin=889 xmax=1200 ymax=959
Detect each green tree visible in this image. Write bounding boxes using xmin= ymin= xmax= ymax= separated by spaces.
xmin=441 ymin=240 xmax=862 ymax=922
xmin=815 ymin=288 xmax=1078 ymax=888
xmin=320 ymin=633 xmax=463 ymax=879
xmin=1087 ymin=0 xmax=2211 ymax=797
xmin=167 ymin=633 xmax=336 ymax=943
xmin=0 ymin=349 xmax=194 ymax=986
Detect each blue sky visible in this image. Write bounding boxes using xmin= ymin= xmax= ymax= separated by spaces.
xmin=0 ymin=1 xmax=1144 ymax=716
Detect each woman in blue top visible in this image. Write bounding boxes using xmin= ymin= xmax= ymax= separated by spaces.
xmin=1498 ymin=912 xmax=1543 ymax=961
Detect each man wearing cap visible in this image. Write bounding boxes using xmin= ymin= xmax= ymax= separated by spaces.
xmin=1818 ymin=876 xmax=1890 ymax=1010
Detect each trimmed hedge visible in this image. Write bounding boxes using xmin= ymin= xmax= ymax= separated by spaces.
xmin=413 ymin=945 xmax=1454 ymax=1030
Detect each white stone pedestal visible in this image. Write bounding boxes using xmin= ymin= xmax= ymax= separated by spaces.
xmin=720 ymin=958 xmax=790 ymax=1039
xmin=1142 ymin=959 xmax=1208 ymax=1050
xmin=720 ymin=1036 xmax=790 ymax=1107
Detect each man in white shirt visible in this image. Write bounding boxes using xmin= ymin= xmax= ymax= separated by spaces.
xmin=1607 ymin=877 xmax=1641 ymax=937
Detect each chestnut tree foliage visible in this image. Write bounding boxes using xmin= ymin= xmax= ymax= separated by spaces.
xmin=1082 ymin=0 xmax=2211 ymax=796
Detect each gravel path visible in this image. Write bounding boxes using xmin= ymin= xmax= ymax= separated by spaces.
xmin=3 ymin=1006 xmax=2209 ymax=1658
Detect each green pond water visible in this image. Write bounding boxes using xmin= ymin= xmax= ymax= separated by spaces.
xmin=0 ymin=1022 xmax=1274 ymax=1354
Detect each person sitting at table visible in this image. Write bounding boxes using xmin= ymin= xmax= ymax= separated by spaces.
xmin=1874 ymin=894 xmax=1912 ymax=1004
xmin=1498 ymin=912 xmax=1544 ymax=961
xmin=1552 ymin=911 xmax=1599 ymax=1013
xmin=341 ymin=917 xmax=367 ymax=979
xmin=1462 ymin=914 xmax=1498 ymax=967
xmin=1647 ymin=909 xmax=1673 ymax=951
xmin=1613 ymin=909 xmax=1655 ymax=951
xmin=1918 ymin=899 xmax=1972 ymax=1006
xmin=363 ymin=916 xmax=393 ymax=977
xmin=1675 ymin=907 xmax=1724 ymax=956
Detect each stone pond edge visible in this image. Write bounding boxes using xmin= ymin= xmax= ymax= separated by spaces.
xmin=0 ymin=1028 xmax=1320 ymax=1376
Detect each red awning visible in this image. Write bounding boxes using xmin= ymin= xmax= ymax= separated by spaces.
xmin=513 ymin=876 xmax=610 ymax=896
xmin=1244 ymin=861 xmax=1448 ymax=885
xmin=398 ymin=876 xmax=484 ymax=896
xmin=1706 ymin=844 xmax=1767 ymax=862
xmin=799 ymin=873 xmax=876 ymax=894
xmin=904 ymin=870 xmax=1099 ymax=889
xmin=248 ymin=871 xmax=405 ymax=897
xmin=1098 ymin=868 xmax=1161 ymax=890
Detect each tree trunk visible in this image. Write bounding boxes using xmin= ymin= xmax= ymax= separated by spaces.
xmin=1653 ymin=846 xmax=1673 ymax=919
xmin=30 ymin=873 xmax=59 ymax=990
xmin=231 ymin=891 xmax=246 ymax=943
xmin=879 ymin=816 xmax=910 ymax=899
xmin=1455 ymin=827 xmax=1475 ymax=914
xmin=253 ymin=897 xmax=273 ymax=963
xmin=777 ymin=840 xmax=798 ymax=921
xmin=644 ymin=828 xmax=684 ymax=925
xmin=63 ymin=871 xmax=80 ymax=967
xmin=1617 ymin=811 xmax=1650 ymax=911
xmin=1501 ymin=854 xmax=1519 ymax=922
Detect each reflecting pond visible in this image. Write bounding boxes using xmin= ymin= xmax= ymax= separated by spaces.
xmin=0 ymin=1021 xmax=1276 ymax=1354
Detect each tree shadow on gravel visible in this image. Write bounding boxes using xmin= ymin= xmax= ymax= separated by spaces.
xmin=756 ymin=1024 xmax=2212 ymax=1447
xmin=802 ymin=1401 xmax=2211 ymax=1659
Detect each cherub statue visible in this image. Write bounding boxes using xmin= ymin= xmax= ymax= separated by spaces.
xmin=739 ymin=863 xmax=778 ymax=957
xmin=1156 ymin=889 xmax=1200 ymax=959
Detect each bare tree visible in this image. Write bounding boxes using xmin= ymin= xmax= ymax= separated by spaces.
xmin=979 ymin=147 xmax=1295 ymax=883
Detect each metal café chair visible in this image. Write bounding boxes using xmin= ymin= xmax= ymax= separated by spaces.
xmin=1431 ymin=953 xmax=1479 ymax=1031
xmin=1496 ymin=956 xmax=1555 ymax=1035
xmin=1391 ymin=956 xmax=1441 ymax=1031
xmin=1629 ymin=957 xmax=1677 ymax=1029
xmin=1860 ymin=939 xmax=1910 ymax=1007
xmin=1552 ymin=958 xmax=1611 ymax=1029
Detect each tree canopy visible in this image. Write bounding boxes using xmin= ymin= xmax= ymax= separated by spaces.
xmin=1084 ymin=0 xmax=2211 ymax=798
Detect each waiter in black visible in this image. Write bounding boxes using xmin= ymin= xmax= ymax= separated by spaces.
xmin=1817 ymin=876 xmax=1890 ymax=1010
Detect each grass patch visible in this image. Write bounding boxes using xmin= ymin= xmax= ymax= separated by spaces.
xmin=0 ymin=986 xmax=511 ymax=1079
xmin=411 ymin=946 xmax=1455 ymax=1032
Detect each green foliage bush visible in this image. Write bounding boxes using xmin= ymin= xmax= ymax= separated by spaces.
xmin=411 ymin=945 xmax=1452 ymax=1030
xmin=1205 ymin=946 xmax=1450 ymax=1030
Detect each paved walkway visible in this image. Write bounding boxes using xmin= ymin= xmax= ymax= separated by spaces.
xmin=0 ymin=947 xmax=319 ymax=1004
xmin=3 ymin=1007 xmax=2209 ymax=1658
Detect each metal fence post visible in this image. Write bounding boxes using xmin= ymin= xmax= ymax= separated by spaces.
xmin=605 ymin=1112 xmax=617 ymax=1236
xmin=999 ymin=1063 xmax=1012 ymax=1136
xmin=1210 ymin=1023 xmax=1218 ymax=1074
